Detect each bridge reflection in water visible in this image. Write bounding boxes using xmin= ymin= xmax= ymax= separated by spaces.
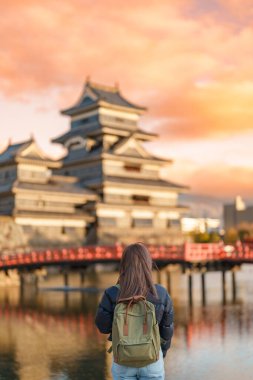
xmin=2 ymin=242 xmax=253 ymax=308
xmin=0 ymin=270 xmax=253 ymax=380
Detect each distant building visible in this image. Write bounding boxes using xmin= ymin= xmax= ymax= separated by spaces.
xmin=0 ymin=80 xmax=189 ymax=248
xmin=179 ymin=193 xmax=222 ymax=234
xmin=224 ymin=196 xmax=253 ymax=230
xmin=181 ymin=217 xmax=220 ymax=234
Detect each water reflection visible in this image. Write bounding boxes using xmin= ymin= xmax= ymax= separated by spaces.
xmin=0 ymin=281 xmax=252 ymax=380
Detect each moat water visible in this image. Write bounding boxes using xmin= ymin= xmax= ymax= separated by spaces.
xmin=0 ymin=268 xmax=253 ymax=380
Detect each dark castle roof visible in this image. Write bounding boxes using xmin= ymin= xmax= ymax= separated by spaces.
xmin=0 ymin=139 xmax=32 ymax=164
xmin=52 ymin=124 xmax=157 ymax=145
xmin=14 ymin=179 xmax=96 ymax=197
xmin=0 ymin=138 xmax=60 ymax=168
xmin=83 ymin=175 xmax=189 ymax=191
xmin=61 ymin=80 xmax=147 ymax=116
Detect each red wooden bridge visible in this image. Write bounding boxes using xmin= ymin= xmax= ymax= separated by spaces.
xmin=1 ymin=241 xmax=253 ymax=271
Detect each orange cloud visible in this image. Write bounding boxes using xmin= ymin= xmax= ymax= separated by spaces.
xmin=190 ymin=165 xmax=253 ymax=199
xmin=150 ymin=79 xmax=253 ymax=139
xmin=217 ymin=0 xmax=253 ymax=19
xmin=0 ymin=0 xmax=253 ymax=144
xmin=161 ymin=160 xmax=253 ymax=199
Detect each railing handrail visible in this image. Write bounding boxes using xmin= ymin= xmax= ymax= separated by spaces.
xmin=1 ymin=242 xmax=253 ymax=269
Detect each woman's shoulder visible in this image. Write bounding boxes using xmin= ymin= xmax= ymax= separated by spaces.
xmin=154 ymin=284 xmax=171 ymax=302
xmin=104 ymin=284 xmax=119 ymax=301
xmin=154 ymin=283 xmax=167 ymax=293
xmin=105 ymin=284 xmax=119 ymax=292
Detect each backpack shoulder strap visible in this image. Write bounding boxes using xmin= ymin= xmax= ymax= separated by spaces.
xmin=117 ymin=295 xmax=148 ymax=336
xmin=107 ymin=283 xmax=120 ymax=354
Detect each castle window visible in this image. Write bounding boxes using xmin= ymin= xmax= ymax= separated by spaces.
xmin=99 ymin=217 xmax=116 ymax=227
xmin=71 ymin=114 xmax=98 ymax=128
xmin=124 ymin=164 xmax=141 ymax=172
xmin=115 ymin=117 xmax=124 ymax=123
xmin=132 ymin=218 xmax=152 ymax=227
xmin=4 ymin=171 xmax=9 ymax=179
xmin=132 ymin=195 xmax=149 ymax=204
xmin=61 ymin=226 xmax=66 ymax=235
xmin=167 ymin=219 xmax=180 ymax=228
xmin=37 ymin=200 xmax=45 ymax=207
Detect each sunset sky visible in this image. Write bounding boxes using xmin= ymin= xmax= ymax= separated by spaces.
xmin=1 ymin=0 xmax=253 ymax=201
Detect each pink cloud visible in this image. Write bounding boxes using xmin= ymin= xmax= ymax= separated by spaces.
xmin=1 ymin=0 xmax=252 ymax=141
xmin=161 ymin=160 xmax=253 ymax=199
xmin=0 ymin=0 xmax=253 ymax=199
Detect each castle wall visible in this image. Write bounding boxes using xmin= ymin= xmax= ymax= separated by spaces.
xmin=17 ymin=163 xmax=50 ymax=183
xmin=58 ymin=161 xmax=102 ymax=182
xmin=103 ymin=159 xmax=160 ymax=179
xmin=21 ymin=224 xmax=85 ymax=248
xmin=0 ymin=195 xmax=15 ymax=215
xmin=95 ymin=226 xmax=184 ymax=245
xmin=103 ymin=186 xmax=178 ymax=207
xmin=0 ymin=217 xmax=86 ymax=250
xmin=0 ymin=164 xmax=17 ymax=185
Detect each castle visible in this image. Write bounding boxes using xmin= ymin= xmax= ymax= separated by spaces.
xmin=0 ymin=80 xmax=189 ymax=249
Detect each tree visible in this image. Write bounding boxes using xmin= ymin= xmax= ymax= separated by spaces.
xmin=192 ymin=231 xmax=221 ymax=243
xmin=223 ymin=228 xmax=239 ymax=244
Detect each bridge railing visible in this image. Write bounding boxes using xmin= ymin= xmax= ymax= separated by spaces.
xmin=1 ymin=242 xmax=253 ymax=269
xmin=0 ymin=245 xmax=124 ymax=268
xmin=184 ymin=241 xmax=253 ymax=262
xmin=148 ymin=245 xmax=184 ymax=261
xmin=184 ymin=242 xmax=224 ymax=262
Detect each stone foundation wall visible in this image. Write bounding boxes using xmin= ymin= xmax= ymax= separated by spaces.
xmin=0 ymin=217 xmax=186 ymax=251
xmin=22 ymin=225 xmax=85 ymax=248
xmin=0 ymin=217 xmax=86 ymax=251
xmin=0 ymin=217 xmax=28 ymax=251
xmin=96 ymin=226 xmax=185 ymax=245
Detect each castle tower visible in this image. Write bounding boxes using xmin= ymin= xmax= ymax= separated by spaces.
xmin=52 ymin=80 xmax=189 ymax=244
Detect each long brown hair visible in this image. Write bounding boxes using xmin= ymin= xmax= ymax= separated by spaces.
xmin=117 ymin=242 xmax=158 ymax=300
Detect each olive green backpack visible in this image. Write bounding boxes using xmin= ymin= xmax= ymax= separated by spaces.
xmin=109 ymin=284 xmax=161 ymax=368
